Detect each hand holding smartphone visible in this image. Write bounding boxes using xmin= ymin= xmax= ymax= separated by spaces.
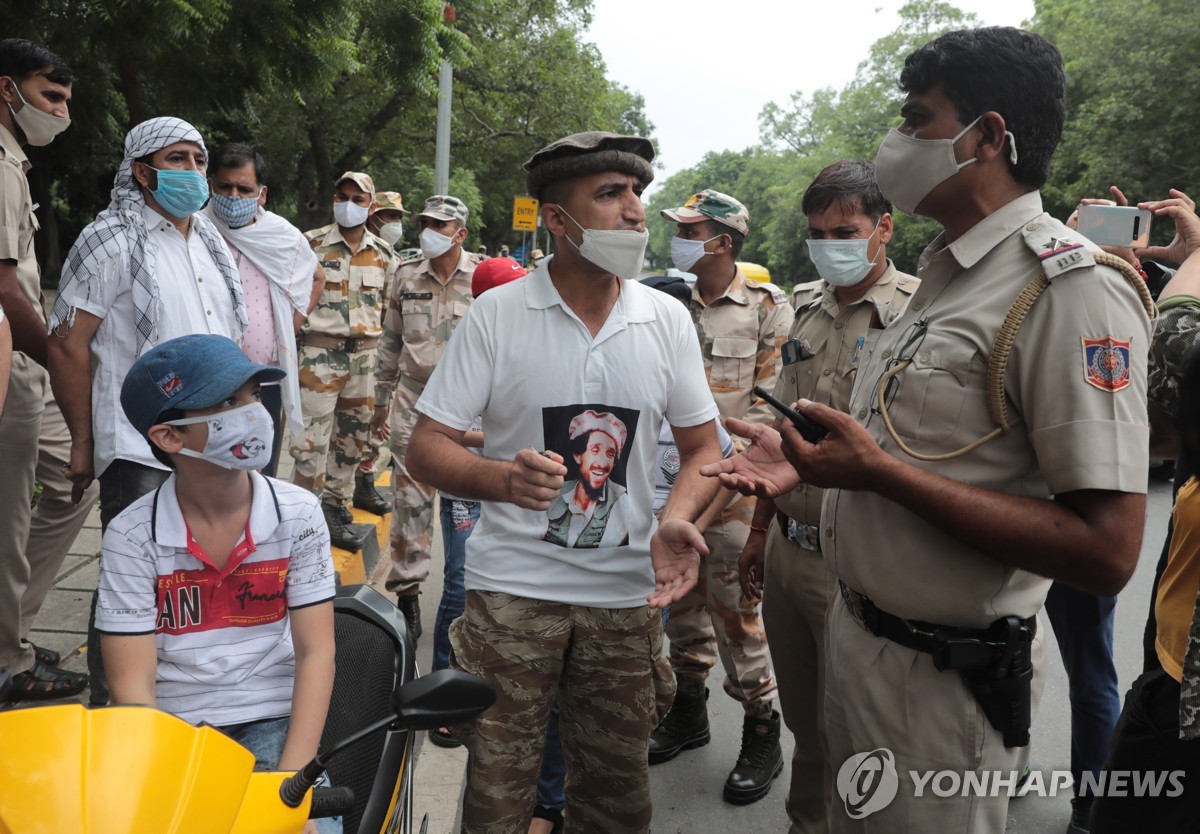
xmin=752 ymin=386 xmax=828 ymax=444
xmin=1076 ymin=204 xmax=1152 ymax=249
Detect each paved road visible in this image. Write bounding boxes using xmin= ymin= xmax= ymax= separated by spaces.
xmin=646 ymin=477 xmax=1175 ymax=833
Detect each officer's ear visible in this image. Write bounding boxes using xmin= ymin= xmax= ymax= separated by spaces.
xmin=877 ymin=213 xmax=894 ymax=247
xmin=455 ymin=223 xmax=468 ymax=245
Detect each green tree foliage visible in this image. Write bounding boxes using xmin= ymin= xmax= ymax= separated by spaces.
xmin=646 ymin=0 xmax=974 ymax=287
xmin=4 ymin=0 xmax=650 ymax=278
xmin=1031 ymin=0 xmax=1200 ymax=227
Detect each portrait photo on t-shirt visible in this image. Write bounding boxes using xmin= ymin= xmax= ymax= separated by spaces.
xmin=540 ymin=403 xmax=639 ymax=550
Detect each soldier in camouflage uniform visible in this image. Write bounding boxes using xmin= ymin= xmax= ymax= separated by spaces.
xmin=373 ymin=194 xmax=480 ymax=638
xmin=290 ymin=171 xmax=397 ymax=550
xmin=651 ymin=189 xmax=793 ymax=805
xmin=352 ymin=190 xmax=411 ymax=517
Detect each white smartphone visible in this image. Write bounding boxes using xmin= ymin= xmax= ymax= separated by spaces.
xmin=1076 ymin=204 xmax=1152 ymax=249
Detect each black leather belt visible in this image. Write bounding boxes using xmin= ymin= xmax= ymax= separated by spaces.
xmin=839 ymin=582 xmax=1035 ymax=671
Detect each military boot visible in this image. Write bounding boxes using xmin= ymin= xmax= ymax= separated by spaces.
xmin=397 ymin=594 xmax=422 ymax=642
xmin=323 ymin=502 xmax=364 ymax=552
xmin=353 ymin=471 xmax=390 ymax=515
xmin=723 ymin=710 xmax=784 ymax=804
xmin=648 ymin=677 xmax=710 ymax=764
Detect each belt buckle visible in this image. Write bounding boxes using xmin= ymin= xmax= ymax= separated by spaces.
xmin=343 ymin=337 xmax=358 ymax=353
xmin=839 ymin=583 xmax=880 ymax=635
xmin=787 ymin=519 xmax=821 ymax=552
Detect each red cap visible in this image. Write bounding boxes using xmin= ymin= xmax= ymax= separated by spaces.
xmin=472 ymin=257 xmax=527 ymax=297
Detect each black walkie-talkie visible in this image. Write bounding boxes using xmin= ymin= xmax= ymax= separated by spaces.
xmin=752 ymin=386 xmax=829 ymax=444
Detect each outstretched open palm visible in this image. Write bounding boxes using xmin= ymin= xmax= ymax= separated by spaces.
xmin=699 ymin=419 xmax=802 ymax=498
xmin=648 ymin=519 xmax=708 ymax=608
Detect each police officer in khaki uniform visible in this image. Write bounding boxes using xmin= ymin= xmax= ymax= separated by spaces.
xmin=372 ymin=195 xmax=480 ymax=639
xmin=0 ymin=39 xmax=94 ymax=701
xmin=739 ymin=160 xmax=917 ymax=832
xmin=291 ymin=171 xmax=397 ymax=550
xmin=706 ymin=28 xmax=1153 ymax=833
xmin=649 ymin=189 xmax=793 ymax=805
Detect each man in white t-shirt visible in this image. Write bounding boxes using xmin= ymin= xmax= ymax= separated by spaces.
xmin=407 ymin=131 xmax=724 ymax=833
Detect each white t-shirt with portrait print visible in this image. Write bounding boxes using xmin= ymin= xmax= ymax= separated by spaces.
xmin=416 ymin=263 xmax=719 ymax=609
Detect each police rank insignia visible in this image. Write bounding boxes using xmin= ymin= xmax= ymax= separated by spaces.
xmin=1082 ymin=336 xmax=1132 ymax=392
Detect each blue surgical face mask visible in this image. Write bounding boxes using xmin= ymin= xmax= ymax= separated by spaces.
xmin=210 ymin=190 xmax=261 ymax=229
xmin=146 ymin=166 xmax=210 ymax=218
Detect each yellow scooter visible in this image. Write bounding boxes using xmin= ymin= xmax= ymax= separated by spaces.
xmin=0 ymin=586 xmax=493 ymax=834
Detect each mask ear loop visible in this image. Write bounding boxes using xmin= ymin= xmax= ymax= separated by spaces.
xmin=1005 ymin=131 xmax=1019 ymax=165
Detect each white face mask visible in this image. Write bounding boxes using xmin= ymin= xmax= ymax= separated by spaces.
xmin=670 ymin=234 xmax=720 ymax=273
xmin=166 ymin=402 xmax=274 ymax=471
xmin=333 ymin=199 xmax=369 ymax=228
xmin=420 ymin=227 xmax=456 ymax=258
xmin=378 ymin=221 xmax=404 ymax=248
xmin=806 ymin=219 xmax=882 ymax=288
xmin=874 ymin=116 xmax=983 ymax=215
xmin=558 ymin=208 xmax=648 ymax=280
xmin=4 ymin=80 xmax=70 ymax=147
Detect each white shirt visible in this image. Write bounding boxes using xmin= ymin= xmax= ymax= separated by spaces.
xmin=416 ymin=264 xmax=719 ymax=608
xmin=57 ymin=204 xmax=243 ymax=476
xmin=95 ymin=472 xmax=335 ymax=726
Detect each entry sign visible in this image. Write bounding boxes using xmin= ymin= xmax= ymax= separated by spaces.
xmin=513 ymin=197 xmax=539 ymax=231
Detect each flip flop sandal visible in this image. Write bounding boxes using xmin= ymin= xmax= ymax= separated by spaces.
xmin=428 ymin=726 xmax=462 ymax=749
xmin=3 ymin=660 xmax=87 ymax=703
xmin=532 ymin=805 xmax=564 ymax=834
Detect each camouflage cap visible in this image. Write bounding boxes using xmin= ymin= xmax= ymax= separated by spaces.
xmin=334 ymin=171 xmax=375 ymax=200
xmin=524 ymin=131 xmax=654 ymax=201
xmin=661 ymin=189 xmax=749 ymax=236
xmin=372 ymin=190 xmax=409 ymax=215
xmin=417 ymin=194 xmax=469 ymax=224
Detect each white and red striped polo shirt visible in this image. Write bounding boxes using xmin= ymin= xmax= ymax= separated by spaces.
xmin=96 ymin=471 xmax=335 ymax=725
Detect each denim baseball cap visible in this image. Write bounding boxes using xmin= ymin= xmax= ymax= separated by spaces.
xmin=120 ymin=335 xmax=286 ymax=436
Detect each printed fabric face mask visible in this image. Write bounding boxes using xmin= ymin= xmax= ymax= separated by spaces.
xmin=420 ymin=227 xmax=455 ymax=258
xmin=378 ymin=221 xmax=404 ymax=248
xmin=5 ymin=81 xmax=70 ymax=147
xmin=670 ymin=234 xmax=720 ymax=273
xmin=147 ymin=167 xmax=210 ymax=219
xmin=210 ymin=191 xmax=261 ymax=229
xmin=166 ymin=401 xmax=274 ymax=470
xmin=333 ymin=199 xmax=369 ymax=229
xmin=806 ymin=220 xmax=881 ymax=287
xmin=558 ymin=208 xmax=648 ymax=280
xmin=874 ymin=116 xmax=982 ymax=215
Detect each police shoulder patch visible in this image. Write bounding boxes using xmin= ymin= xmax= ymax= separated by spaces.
xmin=1022 ymin=221 xmax=1095 ymax=279
xmin=1082 ymin=336 xmax=1133 ymax=392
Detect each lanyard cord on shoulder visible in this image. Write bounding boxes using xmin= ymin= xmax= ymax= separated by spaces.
xmin=876 ymin=251 xmax=1156 ymax=462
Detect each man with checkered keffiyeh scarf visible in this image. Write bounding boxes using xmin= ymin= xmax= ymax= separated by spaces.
xmin=46 ymin=115 xmax=249 ymax=707
xmin=46 ymin=115 xmax=247 ymax=516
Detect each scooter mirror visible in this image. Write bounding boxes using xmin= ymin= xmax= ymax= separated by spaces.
xmin=391 ymin=668 xmax=496 ymax=730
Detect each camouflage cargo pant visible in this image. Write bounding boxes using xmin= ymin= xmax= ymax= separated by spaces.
xmin=356 ymin=423 xmax=386 ymax=474
xmin=665 ymin=492 xmax=777 ymax=717
xmin=384 ymin=380 xmax=435 ymax=594
xmin=289 ymin=344 xmax=375 ymax=507
xmin=449 ymin=590 xmax=674 ymax=834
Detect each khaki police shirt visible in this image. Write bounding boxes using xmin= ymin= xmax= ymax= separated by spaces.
xmin=773 ymin=262 xmax=918 ymax=527
xmin=822 ymin=191 xmax=1152 ymax=628
xmin=689 ymin=269 xmax=793 ymax=426
xmin=0 ymin=123 xmax=45 ymax=326
xmin=375 ymin=248 xmax=480 ymax=404
xmin=302 ymin=223 xmax=395 ymax=339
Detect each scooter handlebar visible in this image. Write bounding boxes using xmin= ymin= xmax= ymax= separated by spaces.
xmin=309 ymin=786 xmax=355 ymax=819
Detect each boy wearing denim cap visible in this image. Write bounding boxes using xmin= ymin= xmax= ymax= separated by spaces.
xmin=96 ymin=334 xmax=338 ymax=833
